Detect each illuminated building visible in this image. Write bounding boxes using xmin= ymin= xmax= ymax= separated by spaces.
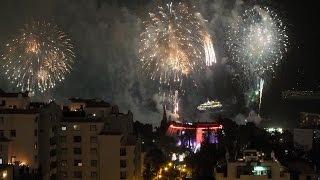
xmin=0 ymin=90 xmax=142 ymax=180
xmin=166 ymin=122 xmax=223 ymax=152
xmin=55 ymin=98 xmax=141 ymax=180
xmin=214 ymin=150 xmax=290 ymax=180
xmin=0 ymin=109 xmax=40 ymax=169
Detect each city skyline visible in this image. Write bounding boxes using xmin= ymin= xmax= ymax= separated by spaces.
xmin=0 ymin=0 xmax=318 ymax=127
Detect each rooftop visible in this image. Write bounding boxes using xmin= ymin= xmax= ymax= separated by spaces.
xmin=62 ymin=116 xmax=106 ymax=123
xmin=0 ymin=88 xmax=29 ymax=98
xmin=99 ymin=130 xmax=123 ymax=135
xmin=69 ymin=98 xmax=111 ymax=108
xmin=0 ymin=109 xmax=39 ymax=114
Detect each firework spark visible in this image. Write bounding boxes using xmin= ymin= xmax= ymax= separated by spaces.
xmin=1 ymin=21 xmax=75 ymax=93
xmin=227 ymin=5 xmax=288 ymax=75
xmin=139 ymin=2 xmax=216 ymax=86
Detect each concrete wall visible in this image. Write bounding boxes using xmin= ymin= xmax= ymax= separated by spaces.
xmin=0 ymin=113 xmax=38 ymax=169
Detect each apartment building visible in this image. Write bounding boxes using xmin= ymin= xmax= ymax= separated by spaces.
xmin=0 ymin=91 xmax=142 ymax=180
xmin=0 ymin=108 xmax=39 ymax=169
xmin=53 ymin=98 xmax=141 ymax=180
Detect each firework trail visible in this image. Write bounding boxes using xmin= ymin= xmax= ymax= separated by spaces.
xmin=139 ymin=2 xmax=216 ymax=87
xmin=173 ymin=90 xmax=179 ymax=114
xmin=1 ymin=21 xmax=75 ymax=93
xmin=227 ymin=5 xmax=288 ymax=108
xmin=258 ymin=78 xmax=264 ymax=115
xmin=159 ymin=89 xmax=180 ymax=120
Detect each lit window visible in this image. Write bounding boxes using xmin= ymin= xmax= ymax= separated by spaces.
xmin=74 ymin=160 xmax=82 ymax=167
xmin=0 ymin=157 xmax=2 ymax=164
xmin=11 ymin=156 xmax=16 ymax=164
xmin=61 ymin=126 xmax=67 ymax=131
xmin=34 ymin=142 xmax=38 ymax=149
xmin=73 ymin=125 xmax=80 ymax=131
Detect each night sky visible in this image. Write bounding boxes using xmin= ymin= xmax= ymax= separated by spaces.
xmin=0 ymin=0 xmax=318 ymax=127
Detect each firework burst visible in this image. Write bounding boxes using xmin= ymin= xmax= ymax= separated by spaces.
xmin=1 ymin=21 xmax=75 ymax=93
xmin=139 ymin=2 xmax=216 ymax=86
xmin=227 ymin=5 xmax=288 ymax=75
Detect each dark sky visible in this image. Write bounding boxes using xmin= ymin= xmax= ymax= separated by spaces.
xmin=0 ymin=0 xmax=318 ymax=127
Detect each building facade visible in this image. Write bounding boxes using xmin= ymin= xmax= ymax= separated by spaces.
xmin=215 ymin=150 xmax=290 ymax=180
xmin=0 ymin=90 xmax=142 ymax=180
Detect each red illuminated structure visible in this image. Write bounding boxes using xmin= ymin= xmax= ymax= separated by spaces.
xmin=166 ymin=122 xmax=223 ymax=152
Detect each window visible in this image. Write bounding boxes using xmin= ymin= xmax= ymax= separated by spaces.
xmin=120 ymin=160 xmax=126 ymax=168
xmin=90 ymin=136 xmax=97 ymax=143
xmin=35 ymin=117 xmax=38 ymax=123
xmin=61 ymin=171 xmax=67 ymax=178
xmin=74 ymin=148 xmax=82 ymax=155
xmin=61 ymin=125 xmax=67 ymax=131
xmin=0 ymin=157 xmax=2 ymax=164
xmin=0 ymin=144 xmax=2 ymax=152
xmin=91 ymin=160 xmax=97 ymax=167
xmin=120 ymin=148 xmax=126 ymax=156
xmin=61 ymin=148 xmax=68 ymax=155
xmin=0 ymin=130 xmax=4 ymax=137
xmin=120 ymin=171 xmax=126 ymax=179
xmin=74 ymin=160 xmax=82 ymax=167
xmin=90 ymin=125 xmax=97 ymax=131
xmin=90 ymin=148 xmax=97 ymax=155
xmin=52 ymin=126 xmax=57 ymax=133
xmin=61 ymin=160 xmax=67 ymax=167
xmin=10 ymin=130 xmax=16 ymax=137
xmin=34 ymin=155 xmax=38 ymax=163
xmin=34 ymin=142 xmax=37 ymax=149
xmin=50 ymin=137 xmax=56 ymax=145
xmin=73 ymin=171 xmax=82 ymax=178
xmin=34 ymin=129 xmax=37 ymax=136
xmin=0 ymin=117 xmax=3 ymax=124
xmin=73 ymin=136 xmax=81 ymax=143
xmin=60 ymin=136 xmax=67 ymax=143
xmin=11 ymin=156 xmax=16 ymax=164
xmin=91 ymin=172 xmax=97 ymax=178
xmin=73 ymin=124 xmax=80 ymax=131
